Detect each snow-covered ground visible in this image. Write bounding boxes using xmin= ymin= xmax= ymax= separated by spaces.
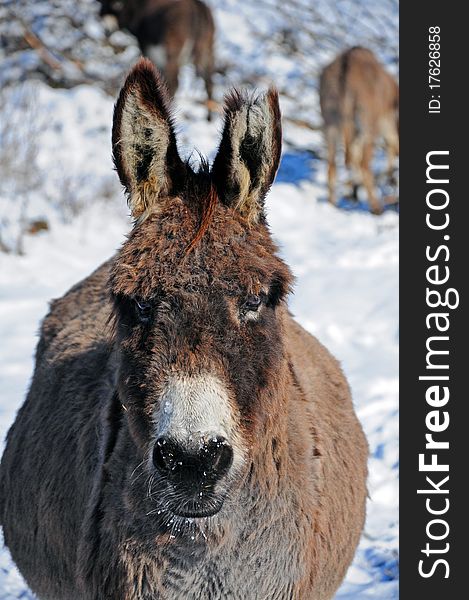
xmin=1 ymin=1 xmax=398 ymax=597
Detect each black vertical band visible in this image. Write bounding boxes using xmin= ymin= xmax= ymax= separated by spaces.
xmin=400 ymin=3 xmax=466 ymax=596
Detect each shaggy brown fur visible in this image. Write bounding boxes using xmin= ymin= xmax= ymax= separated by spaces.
xmin=99 ymin=0 xmax=216 ymax=120
xmin=0 ymin=59 xmax=368 ymax=600
xmin=319 ymin=47 xmax=399 ymax=214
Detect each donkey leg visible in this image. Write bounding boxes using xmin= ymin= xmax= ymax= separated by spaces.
xmin=194 ymin=44 xmax=215 ymax=122
xmin=343 ymin=120 xmax=360 ymax=200
xmin=195 ymin=59 xmax=214 ymax=121
xmin=361 ymin=140 xmax=382 ymax=215
xmin=349 ymin=136 xmax=364 ymax=201
xmin=325 ymin=128 xmax=338 ymax=206
xmin=203 ymin=66 xmax=214 ymax=122
xmin=382 ymin=117 xmax=399 ymax=186
xmin=138 ymin=38 xmax=147 ymax=57
xmin=164 ymin=55 xmax=180 ymax=98
xmin=386 ymin=137 xmax=399 ymax=186
xmin=343 ymin=119 xmax=354 ymax=171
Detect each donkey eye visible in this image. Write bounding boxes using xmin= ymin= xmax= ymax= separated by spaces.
xmin=242 ymin=294 xmax=262 ymax=312
xmin=134 ymin=299 xmax=152 ymax=323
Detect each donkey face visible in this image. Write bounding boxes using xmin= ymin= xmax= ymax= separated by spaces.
xmin=110 ymin=59 xmax=291 ymax=519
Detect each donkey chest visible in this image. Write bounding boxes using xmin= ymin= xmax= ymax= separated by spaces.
xmin=160 ymin=557 xmax=297 ymax=600
xmin=153 ymin=533 xmax=300 ymax=600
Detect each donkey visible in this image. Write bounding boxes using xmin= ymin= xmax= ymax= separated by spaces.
xmin=319 ymin=47 xmax=399 ymax=214
xmin=0 ymin=59 xmax=368 ymax=600
xmin=99 ymin=0 xmax=215 ymax=120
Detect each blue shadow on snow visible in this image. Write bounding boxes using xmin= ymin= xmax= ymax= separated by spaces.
xmin=276 ymin=151 xmax=318 ymax=185
xmin=276 ymin=151 xmax=399 ymax=215
xmin=336 ymin=197 xmax=399 ymax=214
xmin=365 ymin=548 xmax=399 ymax=582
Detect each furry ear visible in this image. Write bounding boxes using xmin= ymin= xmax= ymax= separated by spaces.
xmin=112 ymin=58 xmax=185 ymax=219
xmin=211 ymin=88 xmax=282 ymax=223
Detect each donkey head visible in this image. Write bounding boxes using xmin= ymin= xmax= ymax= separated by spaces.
xmin=110 ymin=59 xmax=291 ymax=521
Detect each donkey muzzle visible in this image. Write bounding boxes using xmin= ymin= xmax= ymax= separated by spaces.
xmin=153 ymin=435 xmax=233 ymax=488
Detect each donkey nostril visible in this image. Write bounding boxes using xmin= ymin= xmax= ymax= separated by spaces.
xmin=208 ymin=437 xmax=233 ymax=476
xmin=153 ymin=437 xmax=175 ymax=473
xmin=152 ymin=436 xmax=233 ymax=482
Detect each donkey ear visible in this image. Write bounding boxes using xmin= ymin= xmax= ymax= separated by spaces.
xmin=112 ymin=58 xmax=185 ymax=219
xmin=211 ymin=88 xmax=282 ymax=223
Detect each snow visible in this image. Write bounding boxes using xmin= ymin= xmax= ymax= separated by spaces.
xmin=0 ymin=0 xmax=398 ymax=597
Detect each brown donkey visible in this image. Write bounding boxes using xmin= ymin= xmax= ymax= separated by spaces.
xmin=319 ymin=47 xmax=399 ymax=214
xmin=0 ymin=59 xmax=368 ymax=600
xmin=99 ymin=0 xmax=215 ymax=119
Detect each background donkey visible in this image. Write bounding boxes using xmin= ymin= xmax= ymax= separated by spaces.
xmin=99 ymin=0 xmax=215 ymax=120
xmin=319 ymin=46 xmax=399 ymax=214
xmin=0 ymin=59 xmax=368 ymax=600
